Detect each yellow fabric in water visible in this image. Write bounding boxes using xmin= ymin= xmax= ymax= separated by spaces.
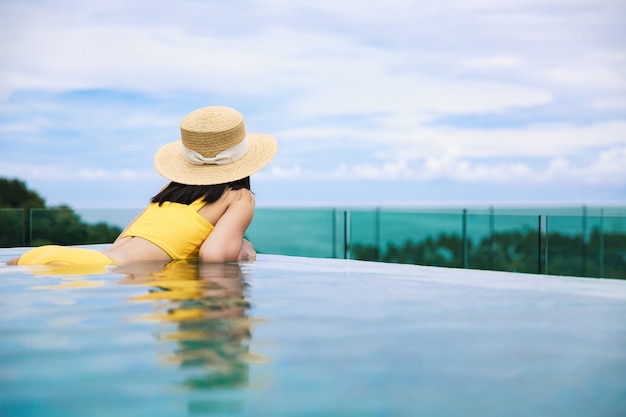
xmin=17 ymin=245 xmax=114 ymax=267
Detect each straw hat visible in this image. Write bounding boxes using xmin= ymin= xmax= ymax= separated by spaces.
xmin=154 ymin=106 xmax=278 ymax=185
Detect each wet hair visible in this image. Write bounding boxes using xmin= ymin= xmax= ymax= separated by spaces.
xmin=151 ymin=177 xmax=251 ymax=206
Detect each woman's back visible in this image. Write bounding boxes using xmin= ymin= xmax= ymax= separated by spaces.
xmin=104 ymin=188 xmax=254 ymax=264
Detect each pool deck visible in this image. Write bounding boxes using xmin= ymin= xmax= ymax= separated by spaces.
xmin=1 ymin=248 xmax=625 ymax=416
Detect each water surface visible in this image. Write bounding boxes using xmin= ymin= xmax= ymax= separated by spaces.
xmin=1 ymin=247 xmax=625 ymax=416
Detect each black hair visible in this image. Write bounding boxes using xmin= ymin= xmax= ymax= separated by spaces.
xmin=151 ymin=177 xmax=251 ymax=206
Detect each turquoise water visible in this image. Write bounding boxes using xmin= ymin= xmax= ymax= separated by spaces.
xmin=1 ymin=247 xmax=626 ymax=416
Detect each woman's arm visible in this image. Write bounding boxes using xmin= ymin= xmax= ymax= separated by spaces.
xmin=199 ymin=190 xmax=255 ymax=263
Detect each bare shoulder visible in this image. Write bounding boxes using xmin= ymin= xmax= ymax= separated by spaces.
xmin=202 ymin=188 xmax=255 ymax=230
xmin=197 ymin=188 xmax=255 ymax=226
xmin=230 ymin=188 xmax=255 ymax=205
xmin=220 ymin=188 xmax=255 ymax=215
xmin=223 ymin=188 xmax=255 ymax=218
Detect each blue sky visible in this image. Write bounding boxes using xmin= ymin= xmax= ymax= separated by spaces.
xmin=1 ymin=0 xmax=625 ymax=208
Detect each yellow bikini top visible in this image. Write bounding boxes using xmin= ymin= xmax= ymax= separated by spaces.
xmin=121 ymin=198 xmax=215 ymax=259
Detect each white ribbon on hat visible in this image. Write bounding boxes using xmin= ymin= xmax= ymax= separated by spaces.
xmin=182 ymin=137 xmax=249 ymax=165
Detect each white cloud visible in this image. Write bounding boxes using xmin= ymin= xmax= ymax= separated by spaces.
xmin=461 ymin=56 xmax=525 ymax=71
xmin=0 ymin=0 xmax=625 ymax=206
xmin=2 ymin=0 xmax=621 ymax=109
xmin=578 ymin=146 xmax=626 ymax=182
xmin=277 ymin=120 xmax=626 ymax=162
xmin=0 ymin=160 xmax=157 ymax=182
xmin=408 ymin=121 xmax=626 ymax=159
xmin=261 ymin=142 xmax=626 ymax=186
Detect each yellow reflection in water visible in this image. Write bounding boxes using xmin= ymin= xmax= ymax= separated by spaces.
xmin=116 ymin=260 xmax=268 ymax=395
xmin=26 ymin=263 xmax=109 ymax=290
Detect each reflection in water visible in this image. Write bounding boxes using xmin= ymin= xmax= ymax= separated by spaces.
xmin=25 ymin=263 xmax=108 ymax=289
xmin=116 ymin=260 xmax=265 ymax=409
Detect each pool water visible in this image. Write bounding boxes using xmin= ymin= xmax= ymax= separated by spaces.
xmin=1 ymin=246 xmax=625 ymax=416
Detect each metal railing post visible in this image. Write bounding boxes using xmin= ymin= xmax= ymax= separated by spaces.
xmin=462 ymin=209 xmax=468 ymax=268
xmin=538 ymin=215 xmax=542 ymax=274
xmin=374 ymin=207 xmax=381 ymax=261
xmin=343 ymin=210 xmax=350 ymax=259
xmin=545 ymin=216 xmax=550 ymax=275
xmin=489 ymin=206 xmax=494 ymax=270
xmin=582 ymin=205 xmax=587 ymax=277
xmin=332 ymin=208 xmax=337 ymax=259
xmin=599 ymin=209 xmax=605 ymax=278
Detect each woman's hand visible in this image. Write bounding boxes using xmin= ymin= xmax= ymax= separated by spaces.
xmin=238 ymin=239 xmax=256 ymax=262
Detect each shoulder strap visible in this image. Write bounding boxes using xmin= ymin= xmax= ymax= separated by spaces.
xmin=189 ymin=198 xmax=206 ymax=211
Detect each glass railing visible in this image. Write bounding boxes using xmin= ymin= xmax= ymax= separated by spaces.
xmin=2 ymin=207 xmax=625 ymax=279
xmin=246 ymin=208 xmax=342 ymax=258
xmin=546 ymin=215 xmax=626 ymax=280
xmin=0 ymin=208 xmax=26 ymax=247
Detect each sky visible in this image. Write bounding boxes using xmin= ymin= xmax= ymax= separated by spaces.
xmin=0 ymin=0 xmax=625 ymax=209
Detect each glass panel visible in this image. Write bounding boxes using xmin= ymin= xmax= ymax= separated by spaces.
xmin=465 ymin=213 xmax=493 ymax=270
xmin=74 ymin=208 xmax=140 ymax=232
xmin=599 ymin=216 xmax=626 ymax=279
xmin=348 ymin=209 xmax=379 ymax=261
xmin=547 ymin=215 xmax=626 ymax=279
xmin=377 ymin=211 xmax=465 ymax=268
xmin=583 ymin=215 xmax=604 ymax=278
xmin=0 ymin=208 xmax=25 ymax=247
xmin=546 ymin=215 xmax=586 ymax=278
xmin=30 ymin=208 xmax=125 ymax=246
xmin=246 ymin=208 xmax=337 ymax=258
xmin=335 ymin=209 xmax=349 ymax=259
xmin=489 ymin=215 xmax=541 ymax=274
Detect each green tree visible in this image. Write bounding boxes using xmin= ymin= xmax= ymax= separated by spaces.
xmin=474 ymin=229 xmax=540 ymax=273
xmin=0 ymin=177 xmax=46 ymax=208
xmin=351 ymin=228 xmax=625 ymax=280
xmin=0 ymin=178 xmax=46 ymax=245
xmin=0 ymin=177 xmax=122 ymax=247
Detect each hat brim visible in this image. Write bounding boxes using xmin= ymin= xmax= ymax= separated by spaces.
xmin=154 ymin=133 xmax=278 ymax=185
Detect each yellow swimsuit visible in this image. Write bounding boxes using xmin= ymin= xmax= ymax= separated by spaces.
xmin=17 ymin=198 xmax=214 ymax=266
xmin=17 ymin=245 xmax=115 ymax=267
xmin=120 ymin=198 xmax=214 ymax=259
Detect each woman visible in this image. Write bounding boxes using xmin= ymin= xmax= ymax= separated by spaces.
xmin=8 ymin=105 xmax=278 ymax=266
